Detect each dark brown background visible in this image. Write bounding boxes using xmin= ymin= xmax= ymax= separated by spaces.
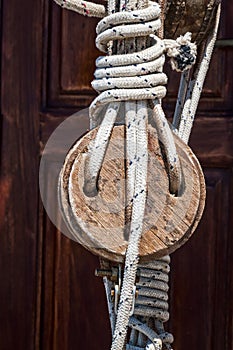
xmin=0 ymin=0 xmax=232 ymax=349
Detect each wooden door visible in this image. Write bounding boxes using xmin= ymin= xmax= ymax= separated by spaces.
xmin=0 ymin=0 xmax=232 ymax=349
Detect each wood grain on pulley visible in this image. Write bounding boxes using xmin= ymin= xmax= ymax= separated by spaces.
xmin=58 ymin=125 xmax=206 ymax=262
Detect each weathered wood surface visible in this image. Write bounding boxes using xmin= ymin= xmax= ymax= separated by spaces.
xmin=59 ymin=124 xmax=206 ymax=262
xmin=0 ymin=0 xmax=41 ymax=349
xmin=164 ymin=0 xmax=221 ymax=44
xmin=0 ymin=0 xmax=232 ymax=349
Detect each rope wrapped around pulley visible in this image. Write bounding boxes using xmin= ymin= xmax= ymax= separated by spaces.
xmin=54 ymin=0 xmax=222 ymax=349
xmin=85 ymin=2 xmax=197 ymax=198
xmin=84 ymin=2 xmax=197 ymax=350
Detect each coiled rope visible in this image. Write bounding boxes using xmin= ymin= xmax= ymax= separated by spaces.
xmin=53 ymin=0 xmax=221 ymax=349
xmin=84 ymin=3 xmax=197 ymax=198
xmin=83 ymin=2 xmax=197 ymax=350
xmin=103 ymin=257 xmax=173 ymax=349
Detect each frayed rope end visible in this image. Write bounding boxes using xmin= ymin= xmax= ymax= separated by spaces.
xmin=164 ymin=32 xmax=197 ymax=72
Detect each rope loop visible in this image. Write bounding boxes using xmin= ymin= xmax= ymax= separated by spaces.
xmin=81 ymin=3 xmax=197 ymax=349
xmin=53 ymin=0 xmax=221 ymax=349
xmin=90 ymin=3 xmax=197 ymax=125
xmin=84 ymin=6 xmax=198 ymax=347
xmin=85 ymin=2 xmax=197 ymax=198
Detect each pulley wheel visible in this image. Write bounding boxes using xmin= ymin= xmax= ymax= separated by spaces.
xmin=58 ymin=125 xmax=206 ymax=263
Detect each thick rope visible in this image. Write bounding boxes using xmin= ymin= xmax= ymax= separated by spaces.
xmin=84 ymin=3 xmax=197 ymax=197
xmin=83 ymin=2 xmax=196 ymax=350
xmin=53 ymin=0 xmax=106 ymax=17
xmin=175 ymin=4 xmax=221 ymax=143
xmin=132 ymin=257 xmax=174 ymax=349
xmin=110 ymin=101 xmax=148 ymax=350
xmin=53 ymin=0 xmax=221 ymax=349
xmin=104 ymin=257 xmax=174 ymax=349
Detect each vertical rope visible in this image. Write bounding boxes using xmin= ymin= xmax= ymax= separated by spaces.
xmin=178 ymin=4 xmax=221 ymax=143
xmin=53 ymin=1 xmax=221 ymax=349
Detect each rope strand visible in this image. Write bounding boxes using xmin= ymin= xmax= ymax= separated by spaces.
xmin=86 ymin=3 xmax=196 ymax=196
xmin=53 ymin=1 xmax=221 ymax=349
xmin=53 ymin=0 xmax=106 ymax=17
xmin=178 ymin=4 xmax=221 ymax=143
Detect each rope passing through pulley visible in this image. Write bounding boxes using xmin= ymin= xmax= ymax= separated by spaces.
xmin=55 ymin=0 xmax=221 ymax=349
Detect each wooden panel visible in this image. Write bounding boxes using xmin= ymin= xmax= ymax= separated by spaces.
xmin=39 ymin=138 xmax=111 ymax=349
xmin=190 ymin=117 xmax=233 ymax=166
xmin=47 ymin=3 xmax=99 ymax=108
xmin=60 ymin=12 xmax=98 ymax=92
xmin=0 ymin=0 xmax=42 ymax=349
xmin=170 ymin=167 xmax=232 ymax=350
xmin=41 ymin=222 xmax=111 ymax=350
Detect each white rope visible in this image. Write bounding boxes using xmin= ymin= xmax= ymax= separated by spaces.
xmin=54 ymin=0 xmax=221 ymax=349
xmin=110 ymin=100 xmax=148 ymax=350
xmin=84 ymin=103 xmax=119 ymax=196
xmin=85 ymin=3 xmax=197 ymax=196
xmin=53 ymin=0 xmax=106 ymax=17
xmin=83 ymin=4 xmax=198 ymax=348
xmin=104 ymin=257 xmax=174 ymax=349
xmin=96 ymin=4 xmax=161 ymax=34
xmin=90 ymin=32 xmax=197 ymax=127
xmin=128 ymin=257 xmax=174 ymax=350
xmin=177 ymin=4 xmax=221 ymax=143
xmin=83 ymin=2 xmax=197 ymax=349
xmin=151 ymin=101 xmax=181 ymax=194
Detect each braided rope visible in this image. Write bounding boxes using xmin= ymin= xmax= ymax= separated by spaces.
xmin=133 ymin=257 xmax=174 ymax=349
xmin=85 ymin=3 xmax=197 ymax=198
xmin=53 ymin=0 xmax=106 ymax=17
xmin=104 ymin=257 xmax=174 ymax=349
xmin=53 ymin=0 xmax=221 ymax=349
xmin=177 ymin=4 xmax=221 ymax=143
xmin=83 ymin=2 xmax=196 ymax=349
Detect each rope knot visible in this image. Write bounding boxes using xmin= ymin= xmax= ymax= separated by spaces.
xmin=164 ymin=32 xmax=197 ymax=72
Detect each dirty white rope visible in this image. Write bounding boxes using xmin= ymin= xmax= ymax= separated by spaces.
xmin=90 ymin=33 xmax=196 ymax=126
xmin=53 ymin=0 xmax=106 ymax=17
xmin=130 ymin=256 xmax=174 ymax=349
xmin=125 ymin=9 xmax=222 ymax=347
xmin=173 ymin=3 xmax=221 ymax=144
xmin=83 ymin=2 xmax=197 ymax=350
xmin=104 ymin=257 xmax=174 ymax=349
xmin=53 ymin=0 xmax=220 ymax=349
xmin=84 ymin=3 xmax=197 ymax=197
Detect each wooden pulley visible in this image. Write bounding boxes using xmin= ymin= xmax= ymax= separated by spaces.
xmin=164 ymin=0 xmax=221 ymax=45
xmin=58 ymin=124 xmax=206 ymax=263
